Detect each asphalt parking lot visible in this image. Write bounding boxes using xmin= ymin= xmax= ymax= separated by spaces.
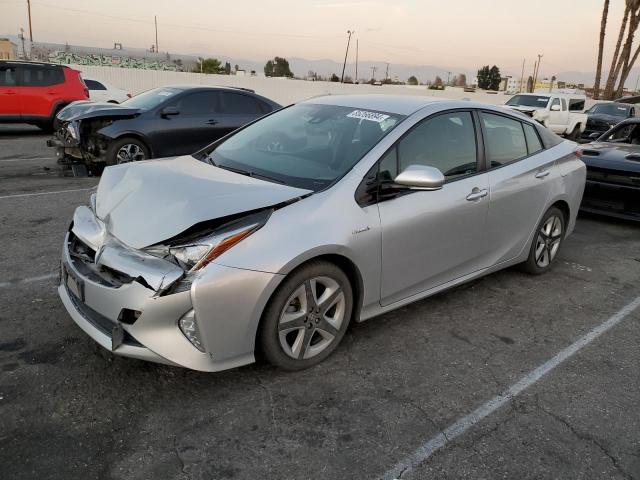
xmin=0 ymin=124 xmax=639 ymax=480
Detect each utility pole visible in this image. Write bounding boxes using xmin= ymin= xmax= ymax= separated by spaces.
xmin=355 ymin=38 xmax=358 ymax=83
xmin=26 ymin=0 xmax=33 ymax=42
xmin=533 ymin=54 xmax=543 ymax=91
xmin=519 ymin=58 xmax=525 ymax=93
xmin=154 ymin=16 xmax=159 ymax=53
xmin=341 ymin=30 xmax=354 ymax=83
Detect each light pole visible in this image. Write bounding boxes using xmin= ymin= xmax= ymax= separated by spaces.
xmin=341 ymin=30 xmax=354 ymax=83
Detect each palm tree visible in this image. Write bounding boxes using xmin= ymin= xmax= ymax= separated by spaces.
xmin=593 ymin=0 xmax=610 ymax=99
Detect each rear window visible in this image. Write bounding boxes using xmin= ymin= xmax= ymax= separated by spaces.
xmin=21 ymin=65 xmax=64 ymax=86
xmin=85 ymin=79 xmax=106 ymax=90
xmin=523 ymin=123 xmax=543 ymax=154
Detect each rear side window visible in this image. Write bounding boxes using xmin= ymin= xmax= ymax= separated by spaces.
xmin=0 ymin=65 xmax=17 ymax=85
xmin=523 ymin=123 xmax=543 ymax=154
xmin=173 ymin=91 xmax=219 ymax=115
xmin=219 ymin=92 xmax=263 ymax=114
xmin=569 ymin=98 xmax=585 ymax=111
xmin=85 ymin=79 xmax=106 ymax=90
xmin=21 ymin=65 xmax=64 ymax=86
xmin=480 ymin=112 xmax=528 ymax=166
xmin=397 ymin=111 xmax=478 ymax=179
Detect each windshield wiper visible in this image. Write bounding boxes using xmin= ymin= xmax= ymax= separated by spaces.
xmin=216 ymin=164 xmax=285 ymax=185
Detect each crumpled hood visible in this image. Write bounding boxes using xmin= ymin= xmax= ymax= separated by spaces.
xmin=96 ymin=155 xmax=312 ymax=249
xmin=57 ymin=100 xmax=141 ymax=122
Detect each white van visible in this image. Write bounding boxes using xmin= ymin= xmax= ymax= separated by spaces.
xmin=504 ymin=93 xmax=587 ymax=140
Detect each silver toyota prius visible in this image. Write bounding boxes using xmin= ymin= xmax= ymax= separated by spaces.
xmin=58 ymin=95 xmax=586 ymax=372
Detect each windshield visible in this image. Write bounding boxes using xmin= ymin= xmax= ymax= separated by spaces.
xmin=587 ymin=103 xmax=631 ymax=117
xmin=202 ymin=103 xmax=404 ymax=191
xmin=121 ymin=87 xmax=180 ymax=110
xmin=505 ymin=95 xmax=551 ymax=108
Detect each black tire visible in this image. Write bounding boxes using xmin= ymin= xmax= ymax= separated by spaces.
xmin=521 ymin=206 xmax=565 ymax=275
xmin=105 ymin=137 xmax=150 ymax=166
xmin=258 ymin=260 xmax=353 ymax=370
xmin=567 ymin=125 xmax=580 ymax=141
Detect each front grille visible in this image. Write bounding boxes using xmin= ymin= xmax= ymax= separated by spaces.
xmin=67 ymin=232 xmax=133 ymax=288
xmin=66 ymin=284 xmax=143 ymax=347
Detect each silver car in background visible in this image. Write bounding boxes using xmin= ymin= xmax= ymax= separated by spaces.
xmin=58 ymin=95 xmax=586 ymax=371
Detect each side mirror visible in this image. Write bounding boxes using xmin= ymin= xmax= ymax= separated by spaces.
xmin=588 ymin=132 xmax=600 ymax=140
xmin=394 ymin=165 xmax=445 ymax=190
xmin=160 ymin=106 xmax=179 ymax=117
xmin=550 ymin=104 xmax=561 ymax=112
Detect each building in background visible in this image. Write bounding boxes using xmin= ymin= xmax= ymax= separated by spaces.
xmin=0 ymin=38 xmax=17 ymax=59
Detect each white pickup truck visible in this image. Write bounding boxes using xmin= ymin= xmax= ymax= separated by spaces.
xmin=504 ymin=93 xmax=588 ymax=141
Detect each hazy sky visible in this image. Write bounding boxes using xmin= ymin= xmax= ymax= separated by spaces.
xmin=0 ymin=0 xmax=626 ymax=75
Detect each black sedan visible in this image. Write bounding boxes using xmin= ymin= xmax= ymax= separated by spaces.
xmin=579 ymin=118 xmax=640 ymax=221
xmin=48 ymin=85 xmax=281 ymax=174
xmin=581 ymin=102 xmax=635 ymax=142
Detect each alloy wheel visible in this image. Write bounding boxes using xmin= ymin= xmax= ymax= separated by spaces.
xmin=116 ymin=143 xmax=146 ymax=164
xmin=278 ymin=276 xmax=346 ymax=360
xmin=534 ymin=214 xmax=563 ymax=268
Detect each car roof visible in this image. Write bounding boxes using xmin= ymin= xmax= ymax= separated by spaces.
xmin=0 ymin=60 xmax=67 ymax=68
xmin=163 ymin=84 xmax=256 ymax=94
xmin=300 ymin=94 xmax=450 ymax=116
xmin=513 ymin=92 xmax=586 ymax=99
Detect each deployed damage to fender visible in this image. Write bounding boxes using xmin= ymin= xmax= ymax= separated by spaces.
xmin=47 ymin=101 xmax=142 ymax=176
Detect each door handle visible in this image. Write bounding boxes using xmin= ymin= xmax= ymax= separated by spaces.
xmin=535 ymin=170 xmax=550 ymax=179
xmin=206 ymin=119 xmax=218 ymax=125
xmin=466 ymin=188 xmax=488 ymax=201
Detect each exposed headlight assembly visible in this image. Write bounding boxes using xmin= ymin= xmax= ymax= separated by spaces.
xmin=66 ymin=122 xmax=79 ymax=141
xmin=169 ymin=210 xmax=271 ymax=271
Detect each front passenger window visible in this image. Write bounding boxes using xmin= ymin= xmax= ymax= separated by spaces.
xmin=397 ymin=111 xmax=478 ymax=179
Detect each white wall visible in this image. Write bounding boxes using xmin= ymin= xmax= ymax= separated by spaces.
xmin=72 ymin=64 xmax=513 ymax=107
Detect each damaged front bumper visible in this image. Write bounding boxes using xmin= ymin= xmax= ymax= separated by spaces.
xmin=58 ymin=205 xmax=282 ymax=371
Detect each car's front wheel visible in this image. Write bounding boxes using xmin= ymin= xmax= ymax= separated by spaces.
xmin=521 ymin=206 xmax=565 ymax=275
xmin=259 ymin=261 xmax=353 ymax=370
xmin=106 ymin=137 xmax=150 ymax=166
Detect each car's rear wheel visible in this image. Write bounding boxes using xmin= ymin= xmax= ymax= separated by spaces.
xmin=521 ymin=206 xmax=565 ymax=275
xmin=259 ymin=261 xmax=353 ymax=370
xmin=106 ymin=137 xmax=150 ymax=166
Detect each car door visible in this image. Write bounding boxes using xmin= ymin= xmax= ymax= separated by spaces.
xmin=19 ymin=64 xmax=65 ymax=117
xmin=378 ymin=110 xmax=490 ymax=306
xmin=147 ymin=90 xmax=221 ymax=157
xmin=0 ymin=63 xmax=20 ymax=116
xmin=215 ymin=91 xmax=268 ymax=138
xmin=479 ymin=112 xmax=555 ymax=266
xmin=547 ymin=97 xmax=569 ymax=134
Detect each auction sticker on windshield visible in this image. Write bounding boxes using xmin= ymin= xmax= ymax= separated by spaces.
xmin=347 ymin=110 xmax=390 ymax=123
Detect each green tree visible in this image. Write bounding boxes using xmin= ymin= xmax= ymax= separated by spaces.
xmin=477 ymin=65 xmax=501 ymax=90
xmin=407 ymin=75 xmax=419 ymax=85
xmin=194 ymin=58 xmax=222 ymax=74
xmin=264 ymin=56 xmax=294 ymax=77
xmin=330 ymin=73 xmax=340 ymax=82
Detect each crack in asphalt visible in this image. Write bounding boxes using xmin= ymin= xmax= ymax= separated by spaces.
xmin=534 ymin=396 xmax=636 ymax=480
xmin=257 ymin=378 xmax=278 ymax=434
xmin=173 ymin=437 xmax=186 ymax=474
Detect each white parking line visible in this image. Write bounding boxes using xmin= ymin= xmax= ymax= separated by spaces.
xmin=0 ymin=157 xmax=55 ymax=163
xmin=382 ymin=294 xmax=640 ymax=480
xmin=0 ymin=273 xmax=58 ymax=289
xmin=0 ymin=187 xmax=95 ymax=200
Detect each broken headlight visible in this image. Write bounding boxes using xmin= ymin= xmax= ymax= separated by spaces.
xmin=169 ymin=210 xmax=271 ymax=271
xmin=66 ymin=122 xmax=79 ymax=141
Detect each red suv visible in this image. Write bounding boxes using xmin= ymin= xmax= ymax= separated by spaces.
xmin=0 ymin=61 xmax=89 ymax=132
